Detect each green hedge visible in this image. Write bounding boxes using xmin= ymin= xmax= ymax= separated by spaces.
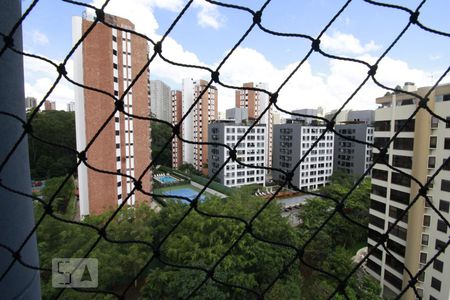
xmin=190 ymin=174 xmax=233 ymax=196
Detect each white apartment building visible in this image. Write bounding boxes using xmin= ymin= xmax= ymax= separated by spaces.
xmin=150 ymin=80 xmax=171 ymax=122
xmin=235 ymin=82 xmax=273 ymax=170
xmin=208 ymin=120 xmax=266 ymax=187
xmin=367 ymin=82 xmax=450 ymax=300
xmin=272 ymin=121 xmax=334 ymax=190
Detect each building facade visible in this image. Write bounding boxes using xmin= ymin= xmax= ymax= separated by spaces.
xmin=235 ymin=82 xmax=273 ymax=170
xmin=272 ymin=121 xmax=334 ymax=190
xmin=171 ymin=90 xmax=182 ymax=169
xmin=150 ymin=80 xmax=171 ymax=122
xmin=334 ymin=123 xmax=374 ymax=178
xmin=170 ymin=79 xmax=218 ymax=175
xmin=208 ymin=120 xmax=266 ymax=187
xmin=67 ymin=101 xmax=75 ymax=112
xmin=73 ymin=13 xmax=152 ymax=217
xmin=44 ymin=100 xmax=56 ymax=111
xmin=367 ymin=82 xmax=450 ymax=299
xmin=25 ymin=97 xmax=37 ymax=111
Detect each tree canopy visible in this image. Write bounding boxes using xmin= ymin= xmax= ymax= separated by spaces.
xmin=35 ymin=173 xmax=380 ymax=299
xmin=28 ymin=110 xmax=76 ymax=179
xmin=151 ymin=121 xmax=172 ymax=167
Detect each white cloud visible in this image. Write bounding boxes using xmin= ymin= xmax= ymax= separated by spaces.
xmin=321 ymin=31 xmax=380 ymax=55
xmin=24 ymin=55 xmax=74 ymax=110
xmin=24 ymin=1 xmax=441 ymax=114
xmin=32 ymin=30 xmax=49 ymax=45
xmin=193 ymin=0 xmax=226 ymax=29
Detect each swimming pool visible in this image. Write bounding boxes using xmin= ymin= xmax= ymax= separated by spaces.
xmin=163 ymin=187 xmax=206 ymax=203
xmin=156 ymin=175 xmax=178 ymax=184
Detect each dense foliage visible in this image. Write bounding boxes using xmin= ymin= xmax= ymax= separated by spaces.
xmin=37 ymin=193 xmax=301 ymax=299
xmin=151 ymin=121 xmax=172 ymax=167
xmin=28 ymin=111 xmax=76 ymax=179
xmin=36 ymin=172 xmax=381 ymax=299
xmin=298 ymin=171 xmax=381 ymax=299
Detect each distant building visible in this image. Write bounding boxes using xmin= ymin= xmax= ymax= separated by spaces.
xmin=235 ymin=82 xmax=273 ymax=170
xmin=25 ymin=97 xmax=37 ymax=111
xmin=67 ymin=101 xmax=75 ymax=112
xmin=171 ymin=90 xmax=182 ymax=169
xmin=332 ymin=109 xmax=374 ymax=178
xmin=325 ymin=109 xmax=349 ymax=123
xmin=44 ymin=100 xmax=56 ymax=111
xmin=208 ymin=119 xmax=266 ymax=187
xmin=333 ymin=123 xmax=374 ymax=177
xmin=292 ymin=108 xmax=320 ymax=124
xmin=171 ymin=79 xmax=218 ymax=174
xmin=272 ymin=120 xmax=334 ymax=190
xmin=73 ymin=12 xmax=152 ymax=217
xmin=150 ymin=80 xmax=171 ymax=122
xmin=272 ymin=110 xmax=282 ymax=125
xmin=367 ymin=82 xmax=450 ymax=300
xmin=218 ymin=111 xmax=226 ymax=120
xmin=226 ymin=107 xmax=248 ymax=123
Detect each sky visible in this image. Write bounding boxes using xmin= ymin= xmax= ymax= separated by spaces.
xmin=21 ymin=0 xmax=450 ymax=113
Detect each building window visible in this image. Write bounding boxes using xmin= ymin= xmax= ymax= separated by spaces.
xmin=439 ymin=200 xmax=449 ymax=213
xmin=393 ymin=155 xmax=412 ymax=169
xmin=419 ymin=252 xmax=427 ymax=264
xmin=370 ymin=199 xmax=386 ymax=213
xmin=423 ymin=215 xmax=431 ymax=227
xmin=441 ymin=179 xmax=450 ymax=192
xmin=437 ymin=219 xmax=448 ymax=233
xmin=390 ymin=189 xmax=410 ymax=205
xmin=431 ymin=277 xmax=441 ymax=292
xmin=394 ymin=138 xmax=414 ymax=150
xmin=445 ymin=138 xmax=450 ymax=149
xmin=433 ymin=259 xmax=444 ymax=273
xmin=387 ymin=239 xmax=405 ymax=256
xmin=372 ymin=184 xmax=387 ymax=197
xmin=430 ymin=136 xmax=437 ymax=149
xmin=428 ymin=156 xmax=436 ymax=168
xmin=384 ymin=269 xmax=402 ymax=290
xmin=389 ymin=206 xmax=408 ymax=223
xmin=366 ymin=259 xmax=381 ymax=275
xmin=374 ymin=120 xmax=390 ymax=131
xmin=391 ymin=172 xmax=411 ymax=187
xmin=374 ymin=137 xmax=389 ymax=148
xmin=395 ymin=119 xmax=415 ymax=132
xmin=435 ymin=239 xmax=446 ymax=251
xmin=372 ymin=169 xmax=388 ymax=181
xmin=431 ymin=116 xmax=439 ymax=128
xmin=369 ymin=215 xmax=384 ymax=229
xmin=421 ymin=235 xmax=431 ymax=248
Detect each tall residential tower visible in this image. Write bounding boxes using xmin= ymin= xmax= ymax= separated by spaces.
xmin=171 ymin=79 xmax=218 ymax=175
xmin=73 ymin=13 xmax=152 ymax=217
xmin=367 ymin=83 xmax=450 ymax=299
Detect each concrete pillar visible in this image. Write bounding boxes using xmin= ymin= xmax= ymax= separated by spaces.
xmin=402 ymin=91 xmax=435 ymax=299
xmin=0 ymin=1 xmax=41 ymax=298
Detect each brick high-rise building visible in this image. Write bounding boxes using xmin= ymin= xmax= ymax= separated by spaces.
xmin=367 ymin=82 xmax=450 ymax=299
xmin=171 ymin=79 xmax=218 ymax=175
xmin=235 ymin=82 xmax=273 ymax=170
xmin=73 ymin=13 xmax=152 ymax=217
xmin=171 ymin=90 xmax=182 ymax=169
